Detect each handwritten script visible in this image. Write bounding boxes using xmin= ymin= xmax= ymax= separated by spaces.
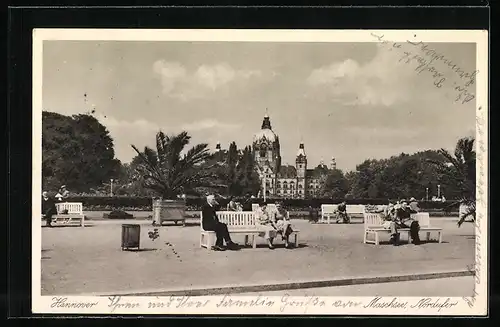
xmin=97 ymin=295 xmax=462 ymax=314
xmin=462 ymin=107 xmax=486 ymax=308
xmin=370 ymin=33 xmax=478 ymax=105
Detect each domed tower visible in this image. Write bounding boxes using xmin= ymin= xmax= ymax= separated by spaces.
xmin=252 ymin=112 xmax=281 ymax=196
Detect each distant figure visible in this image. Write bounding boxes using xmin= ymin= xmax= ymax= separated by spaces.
xmin=441 ymin=196 xmax=446 ymax=202
xmin=409 ymin=197 xmax=420 ymax=212
xmin=58 ymin=185 xmax=70 ymax=199
xmin=241 ymin=193 xmax=253 ymax=211
xmin=226 ymin=196 xmax=238 ymax=211
xmin=42 ymin=191 xmax=57 ymax=227
xmin=201 ymin=195 xmax=239 ymax=251
xmin=336 ymin=201 xmax=350 ymax=224
xmin=308 ymin=205 xmax=319 ymax=223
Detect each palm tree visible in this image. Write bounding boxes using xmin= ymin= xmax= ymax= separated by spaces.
xmin=429 ymin=137 xmax=476 ymax=226
xmin=131 ymin=131 xmax=226 ymax=199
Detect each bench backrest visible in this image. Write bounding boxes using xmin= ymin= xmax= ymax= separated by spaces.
xmin=346 ymin=204 xmax=366 ymax=215
xmin=321 ymin=204 xmax=338 ymax=215
xmin=56 ymin=202 xmax=83 ymax=215
xmin=411 ymin=212 xmax=430 ymax=227
xmin=364 ymin=213 xmax=384 ymax=228
xmin=200 ymin=211 xmax=256 ymax=231
xmin=363 ymin=212 xmax=431 ymax=228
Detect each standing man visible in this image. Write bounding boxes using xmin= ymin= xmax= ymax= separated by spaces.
xmin=42 ymin=191 xmax=57 ymax=227
xmin=202 ymin=195 xmax=239 ymax=251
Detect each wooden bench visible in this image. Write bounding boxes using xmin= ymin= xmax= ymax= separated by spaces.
xmin=346 ymin=204 xmax=366 ymax=216
xmin=363 ymin=212 xmax=442 ymax=245
xmin=319 ymin=204 xmax=366 ymax=224
xmin=320 ymin=204 xmax=338 ymax=224
xmin=52 ymin=202 xmax=85 ymax=227
xmin=200 ymin=211 xmax=300 ymax=250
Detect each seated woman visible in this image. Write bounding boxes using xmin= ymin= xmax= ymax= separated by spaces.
xmin=255 ymin=202 xmax=278 ymax=249
xmin=274 ymin=202 xmax=294 ymax=249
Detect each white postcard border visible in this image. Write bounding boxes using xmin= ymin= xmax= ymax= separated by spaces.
xmin=32 ymin=28 xmax=488 ymax=316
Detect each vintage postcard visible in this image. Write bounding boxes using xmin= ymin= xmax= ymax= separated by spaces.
xmin=33 ymin=29 xmax=488 ymax=315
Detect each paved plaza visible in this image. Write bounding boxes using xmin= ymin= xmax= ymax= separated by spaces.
xmin=40 ymin=215 xmax=475 ymax=296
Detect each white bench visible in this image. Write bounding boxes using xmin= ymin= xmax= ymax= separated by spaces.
xmin=320 ymin=204 xmax=338 ymax=224
xmin=346 ymin=204 xmax=366 ymax=216
xmin=319 ymin=204 xmax=366 ymax=224
xmin=52 ymin=202 xmax=85 ymax=227
xmin=363 ymin=212 xmax=442 ymax=245
xmin=200 ymin=211 xmax=299 ymax=250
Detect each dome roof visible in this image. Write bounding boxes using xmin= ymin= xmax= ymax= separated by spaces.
xmin=253 ymin=129 xmax=277 ymax=143
xmin=253 ymin=114 xmax=278 ymax=143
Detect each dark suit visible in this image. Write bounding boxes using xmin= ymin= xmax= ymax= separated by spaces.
xmin=42 ymin=196 xmax=57 ymax=225
xmin=201 ymin=203 xmax=232 ymax=247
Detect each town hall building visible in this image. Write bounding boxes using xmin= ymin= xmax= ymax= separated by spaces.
xmin=251 ymin=113 xmax=336 ymax=198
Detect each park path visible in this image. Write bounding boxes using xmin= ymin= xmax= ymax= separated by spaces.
xmin=40 ymin=219 xmax=475 ymax=296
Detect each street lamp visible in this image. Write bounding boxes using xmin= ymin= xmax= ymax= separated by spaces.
xmin=437 ymin=184 xmax=441 ymax=199
xmin=426 ymin=187 xmax=429 ymax=201
xmin=110 ymin=179 xmax=114 ymax=197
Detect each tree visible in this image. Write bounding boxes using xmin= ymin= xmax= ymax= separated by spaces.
xmin=131 ymin=131 xmax=225 ymax=199
xmin=319 ymin=169 xmax=350 ymax=198
xmin=429 ymin=137 xmax=476 ymax=226
xmin=42 ymin=111 xmax=121 ymax=193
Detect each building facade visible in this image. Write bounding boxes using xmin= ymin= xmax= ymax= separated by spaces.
xmin=251 ymin=114 xmax=336 ymax=199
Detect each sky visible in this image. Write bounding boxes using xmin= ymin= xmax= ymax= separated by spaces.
xmin=42 ymin=40 xmax=477 ymax=171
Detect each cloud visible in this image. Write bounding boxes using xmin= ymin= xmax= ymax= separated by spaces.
xmin=180 ymin=119 xmax=241 ymax=132
xmin=153 ymin=60 xmax=263 ymax=101
xmin=306 ymin=45 xmax=419 ymax=106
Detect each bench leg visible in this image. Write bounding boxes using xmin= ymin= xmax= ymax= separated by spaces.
xmin=363 ymin=230 xmax=367 ymax=244
xmin=80 ymin=219 xmax=85 ymax=227
xmin=374 ymin=232 xmax=379 ymax=245
xmin=294 ymin=233 xmax=299 ymax=247
xmin=252 ymin=235 xmax=257 ymax=249
xmin=426 ymin=232 xmax=431 ymax=241
xmin=244 ymin=235 xmax=249 ymax=246
xmin=438 ymin=232 xmax=443 ymax=243
xmin=408 ymin=231 xmax=412 ymax=244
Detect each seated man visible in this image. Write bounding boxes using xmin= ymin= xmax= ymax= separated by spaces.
xmin=255 ymin=202 xmax=278 ymax=249
xmin=389 ymin=201 xmax=420 ymax=246
xmin=274 ymin=202 xmax=294 ymax=249
xmin=201 ymin=195 xmax=239 ymax=251
xmin=335 ymin=201 xmax=350 ymax=224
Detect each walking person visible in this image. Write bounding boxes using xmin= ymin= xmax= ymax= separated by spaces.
xmin=201 ymin=195 xmax=239 ymax=251
xmin=42 ymin=191 xmax=57 ymax=227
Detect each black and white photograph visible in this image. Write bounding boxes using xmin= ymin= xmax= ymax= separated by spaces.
xmin=32 ymin=29 xmax=488 ymax=315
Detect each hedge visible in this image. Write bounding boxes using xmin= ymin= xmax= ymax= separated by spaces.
xmin=62 ymin=196 xmax=461 ymax=212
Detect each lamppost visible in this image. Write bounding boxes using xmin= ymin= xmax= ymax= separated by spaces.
xmin=426 ymin=187 xmax=429 ymax=201
xmin=437 ymin=184 xmax=441 ymax=199
xmin=110 ymin=179 xmax=114 ymax=197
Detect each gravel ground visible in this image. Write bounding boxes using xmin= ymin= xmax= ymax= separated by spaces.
xmin=40 ymin=217 xmax=475 ymax=296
